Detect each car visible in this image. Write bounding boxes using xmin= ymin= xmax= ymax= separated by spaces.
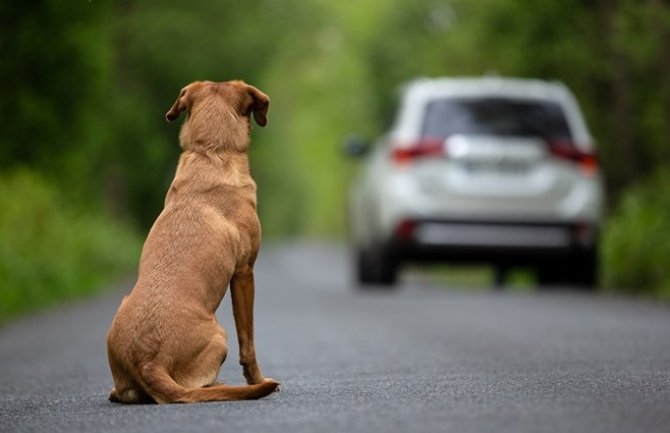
xmin=344 ymin=76 xmax=604 ymax=288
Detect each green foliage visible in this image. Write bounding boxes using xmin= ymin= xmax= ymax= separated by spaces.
xmin=602 ymin=172 xmax=670 ymax=299
xmin=0 ymin=0 xmax=112 ymax=179
xmin=105 ymin=0 xmax=333 ymax=230
xmin=0 ymin=170 xmax=140 ymax=322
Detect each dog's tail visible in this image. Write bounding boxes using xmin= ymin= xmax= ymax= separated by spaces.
xmin=140 ymin=364 xmax=279 ymax=404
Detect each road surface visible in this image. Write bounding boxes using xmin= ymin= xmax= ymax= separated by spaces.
xmin=1 ymin=242 xmax=669 ymax=433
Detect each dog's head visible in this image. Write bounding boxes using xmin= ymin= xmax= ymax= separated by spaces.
xmin=165 ymin=80 xmax=269 ymax=151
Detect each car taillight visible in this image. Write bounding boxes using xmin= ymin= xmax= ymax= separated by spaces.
xmin=574 ymin=221 xmax=597 ymax=247
xmin=394 ymin=219 xmax=417 ymax=240
xmin=392 ymin=138 xmax=446 ymax=165
xmin=547 ymin=140 xmax=599 ymax=175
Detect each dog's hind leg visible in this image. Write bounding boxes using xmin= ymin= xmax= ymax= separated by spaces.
xmin=108 ymin=346 xmax=153 ymax=403
xmin=140 ymin=361 xmax=278 ymax=403
xmin=109 ymin=386 xmax=152 ymax=404
xmin=174 ymin=323 xmax=228 ymax=388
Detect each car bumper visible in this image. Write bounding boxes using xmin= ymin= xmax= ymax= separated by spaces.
xmin=387 ymin=219 xmax=598 ymax=265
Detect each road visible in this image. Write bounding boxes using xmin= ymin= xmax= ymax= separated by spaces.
xmin=1 ymin=242 xmax=669 ymax=433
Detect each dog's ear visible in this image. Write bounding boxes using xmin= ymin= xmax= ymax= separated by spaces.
xmin=166 ymin=86 xmax=189 ymax=122
xmin=246 ymin=85 xmax=270 ymax=127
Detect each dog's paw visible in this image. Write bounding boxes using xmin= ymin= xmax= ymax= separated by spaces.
xmin=262 ymin=377 xmax=281 ymax=392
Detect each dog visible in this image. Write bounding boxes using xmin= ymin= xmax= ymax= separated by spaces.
xmin=106 ymin=80 xmax=279 ymax=403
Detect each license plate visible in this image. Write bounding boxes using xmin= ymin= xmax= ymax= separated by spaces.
xmin=461 ymin=159 xmax=530 ymax=174
xmin=416 ymin=223 xmax=571 ymax=248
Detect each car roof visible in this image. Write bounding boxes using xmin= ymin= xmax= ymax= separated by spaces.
xmin=402 ymin=76 xmax=571 ymax=100
xmin=393 ymin=76 xmax=594 ymax=147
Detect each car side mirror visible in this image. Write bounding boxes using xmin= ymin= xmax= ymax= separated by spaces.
xmin=343 ymin=134 xmax=370 ymax=158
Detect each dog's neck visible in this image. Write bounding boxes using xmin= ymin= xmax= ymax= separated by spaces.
xmin=166 ymin=150 xmax=257 ymax=206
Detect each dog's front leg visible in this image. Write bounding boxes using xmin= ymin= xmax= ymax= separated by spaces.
xmin=230 ymin=266 xmax=265 ymax=384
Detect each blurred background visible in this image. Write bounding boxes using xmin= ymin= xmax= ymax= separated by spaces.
xmin=1 ymin=0 xmax=670 ymax=322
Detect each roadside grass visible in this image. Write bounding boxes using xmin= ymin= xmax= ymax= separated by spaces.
xmin=601 ymin=170 xmax=670 ymax=300
xmin=0 ymin=170 xmax=141 ymax=323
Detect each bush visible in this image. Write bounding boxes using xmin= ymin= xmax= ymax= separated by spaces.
xmin=601 ymin=170 xmax=670 ymax=299
xmin=0 ymin=170 xmax=141 ymax=322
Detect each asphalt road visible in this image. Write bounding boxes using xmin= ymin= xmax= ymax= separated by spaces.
xmin=1 ymin=242 xmax=669 ymax=433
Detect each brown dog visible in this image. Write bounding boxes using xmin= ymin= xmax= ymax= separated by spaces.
xmin=106 ymin=80 xmax=279 ymax=403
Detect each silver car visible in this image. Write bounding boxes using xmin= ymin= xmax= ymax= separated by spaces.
xmin=345 ymin=77 xmax=604 ymax=288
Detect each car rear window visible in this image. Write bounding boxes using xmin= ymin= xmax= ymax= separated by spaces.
xmin=422 ymin=97 xmax=573 ymax=140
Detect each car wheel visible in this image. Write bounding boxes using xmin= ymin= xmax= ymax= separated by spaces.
xmin=536 ymin=265 xmax=567 ymax=287
xmin=536 ymin=254 xmax=598 ymax=290
xmin=355 ymin=245 xmax=398 ymax=288
xmin=570 ymin=252 xmax=598 ymax=290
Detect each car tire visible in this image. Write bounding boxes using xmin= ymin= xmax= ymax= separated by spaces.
xmin=536 ymin=252 xmax=598 ymax=290
xmin=536 ymin=265 xmax=567 ymax=287
xmin=355 ymin=245 xmax=398 ymax=287
xmin=570 ymin=251 xmax=598 ymax=290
